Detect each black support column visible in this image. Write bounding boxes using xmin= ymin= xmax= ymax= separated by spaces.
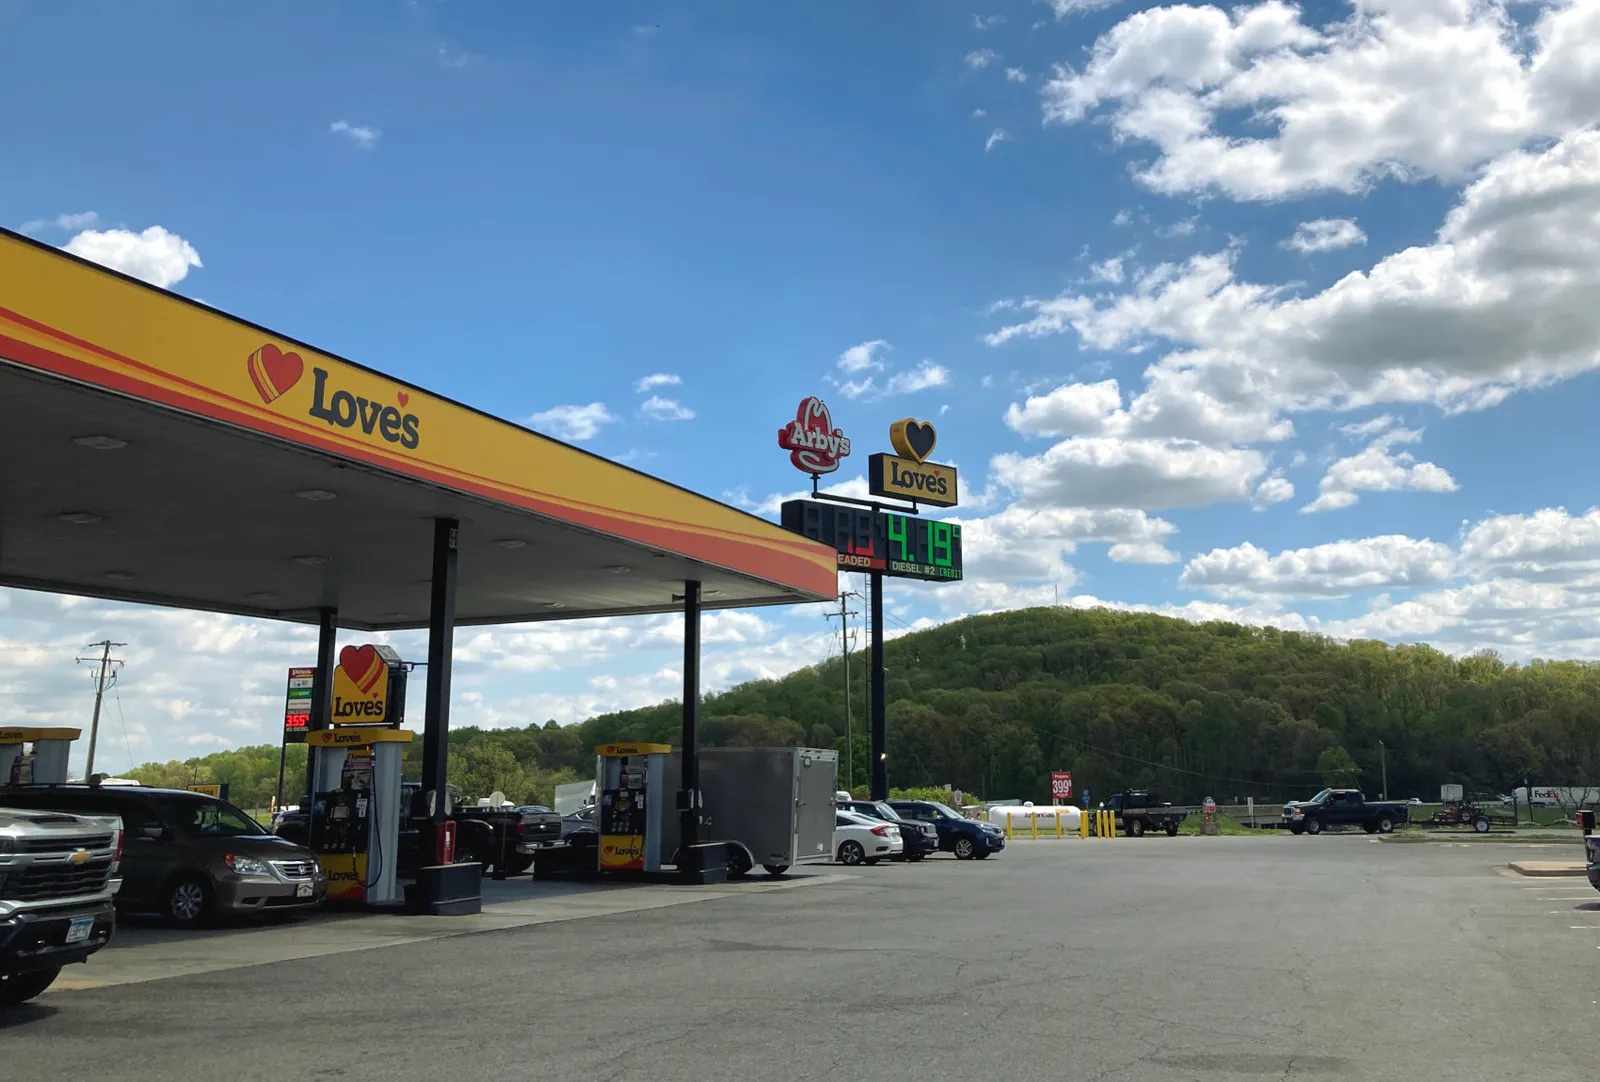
xmin=305 ymin=607 xmax=337 ymax=850
xmin=870 ymin=572 xmax=887 ymax=801
xmin=679 ymin=580 xmax=702 ymax=852
xmin=421 ymin=518 xmax=459 ymax=829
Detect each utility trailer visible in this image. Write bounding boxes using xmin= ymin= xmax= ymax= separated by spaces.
xmin=1424 ymin=784 xmax=1511 ymax=833
xmin=660 ymin=747 xmax=837 ymax=877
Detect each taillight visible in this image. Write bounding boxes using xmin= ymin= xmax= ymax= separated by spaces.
xmin=515 ymin=821 xmax=526 ymax=837
xmin=871 ymin=825 xmax=890 ymax=837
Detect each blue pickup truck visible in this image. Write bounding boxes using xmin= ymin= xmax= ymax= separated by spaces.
xmin=1283 ymin=789 xmax=1410 ymax=835
xmin=887 ymin=800 xmax=1005 ymax=860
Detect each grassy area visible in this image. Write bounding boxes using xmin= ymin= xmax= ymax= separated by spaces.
xmin=1174 ymin=811 xmax=1259 ymax=837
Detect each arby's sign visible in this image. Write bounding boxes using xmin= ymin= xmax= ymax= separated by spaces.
xmin=778 ymin=396 xmax=851 ymax=476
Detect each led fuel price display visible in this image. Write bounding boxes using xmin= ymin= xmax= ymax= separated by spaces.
xmin=780 ymin=501 xmax=961 ymax=582
xmin=882 ymin=512 xmax=962 ymax=581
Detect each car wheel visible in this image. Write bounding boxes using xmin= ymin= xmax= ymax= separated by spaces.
xmin=165 ymin=874 xmax=212 ymax=927
xmin=0 ymin=967 xmax=61 ymax=1007
xmin=837 ymin=840 xmax=866 ymax=866
xmin=1473 ymin=816 xmax=1491 ymax=833
xmin=863 ymin=857 xmax=881 ymax=866
xmin=1165 ymin=823 xmax=1180 ymax=837
xmin=1129 ymin=819 xmax=1146 ymax=838
xmin=762 ymin=864 xmax=790 ymax=876
xmin=953 ymin=836 xmax=976 ymax=860
xmin=1376 ymin=815 xmax=1395 ymax=834
xmin=908 ymin=851 xmax=925 ymax=862
xmin=974 ymin=850 xmax=992 ymax=860
xmin=1304 ymin=817 xmax=1323 ymax=836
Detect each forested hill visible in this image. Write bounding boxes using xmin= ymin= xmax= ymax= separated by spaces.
xmin=132 ymin=607 xmax=1600 ymax=811
xmin=576 ymin=606 xmax=1600 ymax=806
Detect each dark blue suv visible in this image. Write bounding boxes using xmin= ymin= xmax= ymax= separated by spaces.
xmin=888 ymin=800 xmax=1004 ymax=860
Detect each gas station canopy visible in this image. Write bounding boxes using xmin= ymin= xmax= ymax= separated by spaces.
xmin=0 ymin=228 xmax=836 ymax=629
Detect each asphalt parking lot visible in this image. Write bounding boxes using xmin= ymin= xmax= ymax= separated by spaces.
xmin=5 ymin=835 xmax=1597 ymax=1080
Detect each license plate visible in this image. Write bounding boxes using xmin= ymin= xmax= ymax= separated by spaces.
xmin=295 ymin=882 xmax=314 ymax=898
xmin=65 ymin=917 xmax=94 ymax=944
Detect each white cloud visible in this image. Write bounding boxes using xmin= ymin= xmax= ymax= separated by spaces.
xmin=985 ymin=128 xmax=1010 ymax=152
xmin=837 ymin=339 xmax=890 ymax=373
xmin=639 ymin=396 xmax=695 ymax=422
xmin=1181 ymin=535 xmax=1456 ymax=601
xmin=1042 ymin=0 xmax=1130 ymax=16
xmin=1336 ymin=414 xmax=1397 ymax=439
xmin=1459 ymin=507 xmax=1600 ymax=583
xmin=839 ymin=360 xmax=950 ymax=400
xmin=974 ymin=13 xmax=1006 ymax=30
xmin=437 ymin=43 xmax=481 ymax=68
xmin=1088 ymin=257 xmax=1125 ymax=284
xmin=1285 ymin=218 xmax=1367 ymax=254
xmin=729 ymin=475 xmax=872 ymax=518
xmin=1005 ymin=378 xmax=1125 ymax=437
xmin=635 ymin=372 xmax=681 ymax=393
xmin=1252 ymin=475 xmax=1294 ymax=509
xmin=525 ymin=402 xmax=618 ymax=441
xmin=954 ymin=504 xmax=1179 ymax=584
xmin=63 ymin=226 xmax=202 ymax=289
xmin=1005 ymin=67 xmax=1028 ymax=84
xmin=1039 ymin=0 xmax=1600 ymax=202
xmin=1111 ymin=208 xmax=1134 ymax=227
xmin=988 ymin=128 xmax=1600 ymax=440
xmin=20 ymin=211 xmax=98 ymax=234
xmin=330 ymin=120 xmax=381 ymax=149
xmin=972 ymin=108 xmax=988 ymax=119
xmin=965 ymin=49 xmax=999 ymax=70
xmin=993 ymin=436 xmax=1266 ymax=510
xmin=1302 ymin=429 xmax=1458 ymax=514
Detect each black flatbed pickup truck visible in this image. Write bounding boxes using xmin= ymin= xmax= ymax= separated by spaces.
xmin=1109 ymin=791 xmax=1188 ymax=837
xmin=1282 ymin=789 xmax=1410 ymax=835
xmin=275 ymin=783 xmax=562 ymax=876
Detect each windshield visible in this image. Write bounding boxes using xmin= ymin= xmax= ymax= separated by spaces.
xmin=164 ymin=798 xmax=264 ymax=837
xmin=929 ymin=802 xmax=963 ymax=820
xmin=872 ymin=802 xmax=903 ymax=821
xmin=1308 ymin=790 xmax=1333 ymax=803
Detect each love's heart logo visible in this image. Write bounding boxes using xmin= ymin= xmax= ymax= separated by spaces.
xmin=396 ymin=392 xmax=410 ymax=407
xmin=889 ymin=418 xmax=937 ymax=463
xmin=338 ymin=644 xmax=386 ymax=694
xmin=247 ymin=343 xmax=305 ymax=405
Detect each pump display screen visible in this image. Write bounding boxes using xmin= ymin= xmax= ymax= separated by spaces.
xmin=779 ymin=500 xmax=962 ymax=582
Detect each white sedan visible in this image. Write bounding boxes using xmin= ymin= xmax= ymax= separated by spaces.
xmin=834 ymin=809 xmax=902 ymax=866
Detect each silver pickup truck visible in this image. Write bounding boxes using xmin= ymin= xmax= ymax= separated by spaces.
xmin=1 ymin=806 xmax=122 ymax=1006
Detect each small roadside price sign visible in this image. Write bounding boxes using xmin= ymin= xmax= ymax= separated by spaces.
xmin=1051 ymin=771 xmax=1072 ymax=800
xmin=283 ymin=666 xmax=313 ymax=744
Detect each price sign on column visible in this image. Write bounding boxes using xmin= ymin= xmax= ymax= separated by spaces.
xmin=1051 ymin=771 xmax=1072 ymax=800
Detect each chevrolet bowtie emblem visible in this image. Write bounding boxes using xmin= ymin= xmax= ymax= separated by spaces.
xmin=68 ymin=849 xmax=91 ymax=865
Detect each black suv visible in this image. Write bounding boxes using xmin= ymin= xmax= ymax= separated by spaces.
xmin=0 ymin=785 xmax=325 ymax=927
xmin=837 ymin=799 xmax=937 ymax=861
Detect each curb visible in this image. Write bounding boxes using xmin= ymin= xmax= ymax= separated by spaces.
xmin=1507 ymin=860 xmax=1588 ymax=877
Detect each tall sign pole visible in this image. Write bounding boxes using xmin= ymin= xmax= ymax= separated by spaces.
xmin=776 ymin=400 xmax=961 ymax=806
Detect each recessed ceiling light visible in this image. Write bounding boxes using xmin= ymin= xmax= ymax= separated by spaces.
xmin=603 ymin=564 xmax=631 ymax=574
xmin=103 ymin=570 xmax=135 ymax=581
xmin=294 ymin=489 xmax=338 ymax=502
xmin=291 ymin=555 xmax=329 ymax=566
xmin=58 ymin=512 xmax=103 ymax=525
xmin=492 ymin=539 xmax=528 ymax=549
xmin=248 ymin=591 xmax=279 ymax=602
xmin=543 ymin=601 xmax=567 ymax=609
xmin=703 ymin=589 xmax=724 ymax=597
xmin=72 ymin=436 xmax=127 ymax=450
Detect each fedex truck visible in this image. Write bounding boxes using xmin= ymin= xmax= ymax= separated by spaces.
xmin=1504 ymin=786 xmax=1600 ymax=808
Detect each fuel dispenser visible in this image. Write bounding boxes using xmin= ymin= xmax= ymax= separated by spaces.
xmin=596 ymin=743 xmax=671 ymax=872
xmin=0 ymin=727 xmax=80 ymax=785
xmin=305 ymin=727 xmax=413 ymax=905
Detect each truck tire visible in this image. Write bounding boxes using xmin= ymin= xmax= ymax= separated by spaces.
xmin=502 ymin=854 xmax=534 ymax=876
xmin=953 ymin=836 xmax=977 ymax=860
xmin=1128 ymin=819 xmax=1146 ymax=838
xmin=1288 ymin=823 xmax=1305 ymax=835
xmin=837 ymin=840 xmax=866 ymax=866
xmin=0 ymin=966 xmax=61 ymax=1007
xmin=1304 ymin=817 xmax=1323 ymax=836
xmin=1376 ymin=815 xmax=1396 ymax=834
xmin=1363 ymin=823 xmax=1378 ymax=834
xmin=1473 ymin=816 xmax=1491 ymax=833
xmin=1165 ymin=822 xmax=1180 ymax=837
xmin=762 ymin=864 xmax=790 ymax=876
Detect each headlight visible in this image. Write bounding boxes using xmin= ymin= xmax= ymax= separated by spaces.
xmin=224 ymin=854 xmax=273 ymax=876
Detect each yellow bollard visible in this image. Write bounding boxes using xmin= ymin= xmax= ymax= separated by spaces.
xmin=1056 ymin=813 xmax=1062 ymax=840
xmin=1031 ymin=814 xmax=1038 ymax=840
xmin=1004 ymin=817 xmax=1012 ymax=840
xmin=1080 ymin=811 xmax=1089 ymax=839
xmin=1108 ymin=810 xmax=1117 ymax=838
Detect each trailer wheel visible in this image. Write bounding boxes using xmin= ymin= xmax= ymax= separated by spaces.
xmin=1376 ymin=815 xmax=1395 ymax=834
xmin=762 ymin=864 xmax=790 ymax=876
xmin=1473 ymin=816 xmax=1491 ymax=833
xmin=726 ymin=847 xmax=753 ymax=879
xmin=1165 ymin=823 xmax=1179 ymax=837
xmin=1128 ymin=819 xmax=1145 ymax=838
xmin=1304 ymin=817 xmax=1323 ymax=836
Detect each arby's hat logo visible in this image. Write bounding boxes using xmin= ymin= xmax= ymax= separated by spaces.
xmin=778 ymin=396 xmax=851 ymax=475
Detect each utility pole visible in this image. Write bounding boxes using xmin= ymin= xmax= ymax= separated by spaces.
xmin=825 ymin=591 xmax=861 ymax=792
xmin=75 ymin=640 xmax=126 ymax=779
xmin=1379 ymin=740 xmax=1388 ymax=801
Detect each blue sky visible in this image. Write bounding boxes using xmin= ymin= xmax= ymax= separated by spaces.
xmin=6 ymin=0 xmax=1600 ymax=773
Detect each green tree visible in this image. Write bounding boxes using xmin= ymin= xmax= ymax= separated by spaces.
xmin=1316 ymin=746 xmax=1361 ymax=788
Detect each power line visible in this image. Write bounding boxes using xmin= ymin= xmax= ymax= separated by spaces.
xmin=113 ymin=688 xmax=135 ymax=775
xmin=824 ymin=591 xmax=861 ymax=791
